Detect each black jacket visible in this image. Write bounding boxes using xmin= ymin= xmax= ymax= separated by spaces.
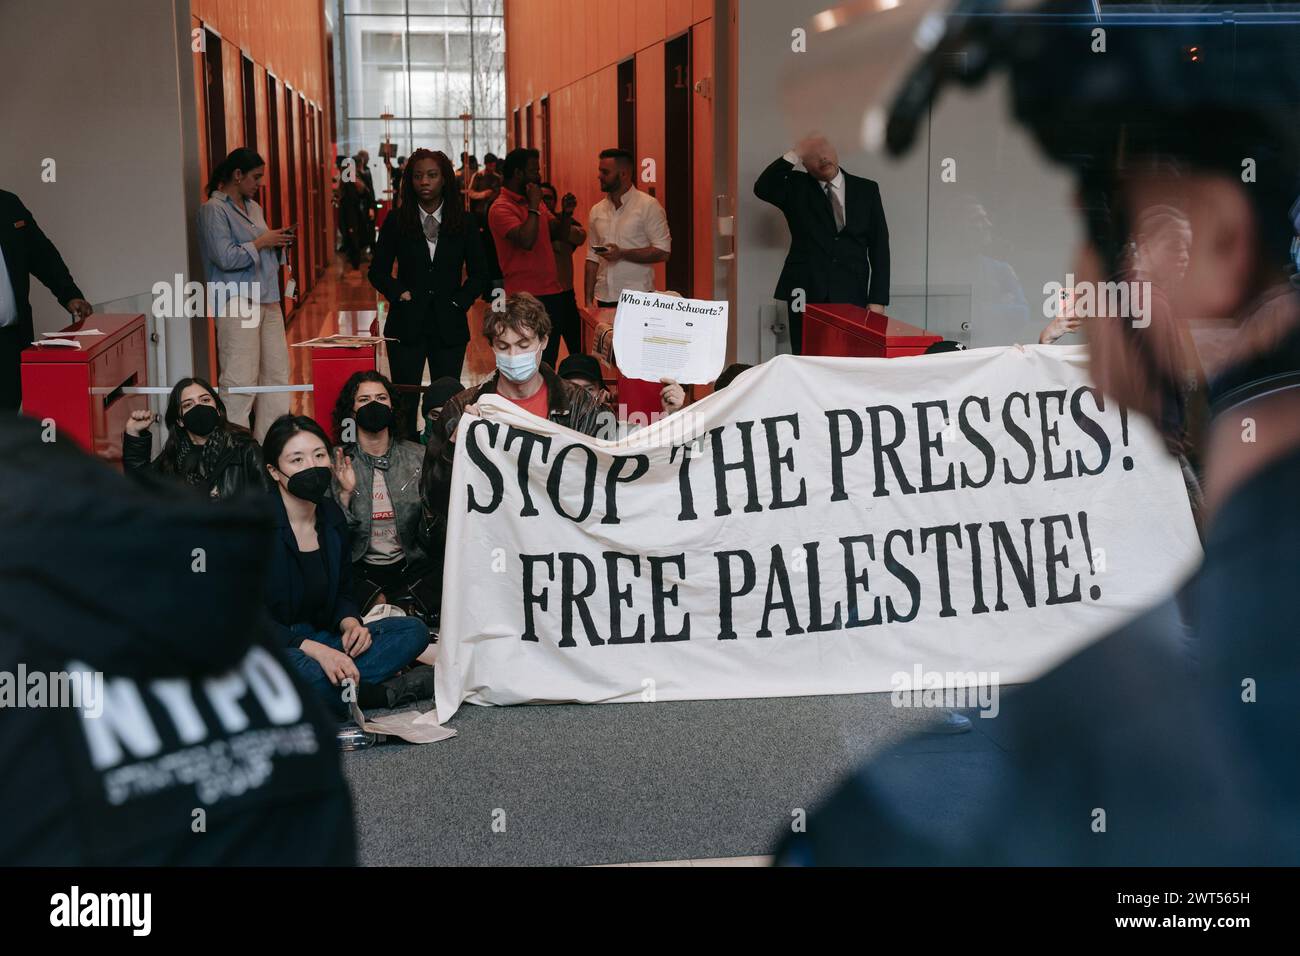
xmin=264 ymin=490 xmax=364 ymax=647
xmin=122 ymin=427 xmax=270 ymax=500
xmin=0 ymin=189 xmax=84 ymax=344
xmin=753 ymin=157 xmax=890 ymax=306
xmin=368 ymin=207 xmax=489 ymax=347
xmin=0 ymin=416 xmax=355 ymax=865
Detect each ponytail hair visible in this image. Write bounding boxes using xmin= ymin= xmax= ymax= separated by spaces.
xmin=206 ymin=147 xmax=265 ymax=198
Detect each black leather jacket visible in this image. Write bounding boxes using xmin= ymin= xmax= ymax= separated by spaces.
xmin=123 ymin=428 xmax=270 ymax=500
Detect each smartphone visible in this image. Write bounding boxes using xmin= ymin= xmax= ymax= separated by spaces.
xmin=592 ymin=245 xmax=609 ymax=254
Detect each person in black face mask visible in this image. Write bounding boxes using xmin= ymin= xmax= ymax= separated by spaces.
xmin=262 ymin=414 xmax=432 ymax=718
xmin=330 ymin=371 xmax=440 ymax=618
xmin=122 ymin=377 xmax=269 ymax=500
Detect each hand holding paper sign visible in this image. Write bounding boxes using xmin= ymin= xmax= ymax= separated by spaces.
xmin=660 ymin=378 xmax=685 ymax=414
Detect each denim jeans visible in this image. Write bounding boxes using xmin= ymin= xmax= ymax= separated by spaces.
xmin=284 ymin=617 xmax=429 ymax=717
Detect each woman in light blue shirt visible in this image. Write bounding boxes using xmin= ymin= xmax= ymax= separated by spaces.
xmin=198 ymin=148 xmax=296 ymax=443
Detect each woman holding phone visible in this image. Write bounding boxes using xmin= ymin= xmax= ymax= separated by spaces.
xmin=368 ymin=148 xmax=488 ymax=438
xmin=198 ymin=147 xmax=295 ymax=443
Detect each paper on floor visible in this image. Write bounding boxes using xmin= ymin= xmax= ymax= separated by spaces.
xmin=350 ymin=698 xmax=456 ymax=745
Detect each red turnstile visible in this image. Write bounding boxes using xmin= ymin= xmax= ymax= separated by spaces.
xmin=20 ymin=314 xmax=149 ymax=464
xmin=803 ymin=303 xmax=942 ymax=358
xmin=308 ymin=310 xmax=379 ymax=437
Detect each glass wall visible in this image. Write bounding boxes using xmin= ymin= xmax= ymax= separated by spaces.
xmin=335 ymin=0 xmax=505 ymax=200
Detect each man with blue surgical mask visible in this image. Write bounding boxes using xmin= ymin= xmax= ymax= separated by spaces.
xmin=418 ymin=292 xmax=613 ymax=550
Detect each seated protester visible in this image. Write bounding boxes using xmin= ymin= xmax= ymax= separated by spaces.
xmin=420 ymin=376 xmax=464 ymax=447
xmin=122 ymin=377 xmax=268 ymax=500
xmin=421 ymin=292 xmax=612 ymax=536
xmin=557 ymin=352 xmax=685 ymax=435
xmin=557 ymin=353 xmax=614 ymax=410
xmin=261 ymin=414 xmax=431 ymax=717
xmin=330 ymin=370 xmax=438 ymax=617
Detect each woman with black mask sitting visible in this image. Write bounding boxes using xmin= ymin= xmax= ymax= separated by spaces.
xmin=122 ymin=377 xmax=267 ymax=499
xmin=331 ymin=371 xmax=439 ymax=617
xmin=262 ymin=414 xmax=432 ymax=716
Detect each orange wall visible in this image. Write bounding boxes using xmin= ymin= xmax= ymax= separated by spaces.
xmin=505 ymin=0 xmax=716 ymax=299
xmin=191 ymin=0 xmax=333 ymax=367
xmin=191 ymin=0 xmax=328 ymax=104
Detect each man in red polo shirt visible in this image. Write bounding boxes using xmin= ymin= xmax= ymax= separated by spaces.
xmin=488 ymin=147 xmax=583 ymax=371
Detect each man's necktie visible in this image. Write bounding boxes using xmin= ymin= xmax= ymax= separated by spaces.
xmin=423 ymin=213 xmax=439 ymax=242
xmin=824 ymin=182 xmax=845 ymax=232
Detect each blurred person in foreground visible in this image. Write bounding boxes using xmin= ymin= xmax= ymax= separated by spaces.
xmin=779 ymin=1 xmax=1300 ymax=866
xmin=0 ymin=415 xmax=355 ymax=864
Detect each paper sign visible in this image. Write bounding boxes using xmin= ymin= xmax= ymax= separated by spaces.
xmin=610 ymin=290 xmax=729 ymax=384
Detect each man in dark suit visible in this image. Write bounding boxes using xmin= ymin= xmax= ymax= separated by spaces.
xmin=753 ymin=134 xmax=889 ymax=354
xmin=0 ymin=190 xmax=92 ymax=410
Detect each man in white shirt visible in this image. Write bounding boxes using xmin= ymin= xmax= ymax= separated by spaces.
xmin=584 ymin=148 xmax=672 ymax=307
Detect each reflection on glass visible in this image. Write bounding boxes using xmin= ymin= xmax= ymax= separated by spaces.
xmin=931 ymin=194 xmax=1030 ymax=348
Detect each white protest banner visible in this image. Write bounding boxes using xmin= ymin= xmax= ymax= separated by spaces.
xmin=610 ymin=289 xmax=729 ymax=384
xmin=434 ymin=346 xmax=1200 ymax=724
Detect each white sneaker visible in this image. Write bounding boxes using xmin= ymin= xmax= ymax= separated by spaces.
xmin=924 ymin=710 xmax=973 ymax=735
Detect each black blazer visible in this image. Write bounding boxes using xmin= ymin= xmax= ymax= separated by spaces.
xmin=753 ymin=157 xmax=890 ymax=307
xmin=368 ymin=207 xmax=488 ymax=348
xmin=263 ymin=490 xmax=362 ymax=649
xmin=0 ymin=190 xmax=84 ymax=342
